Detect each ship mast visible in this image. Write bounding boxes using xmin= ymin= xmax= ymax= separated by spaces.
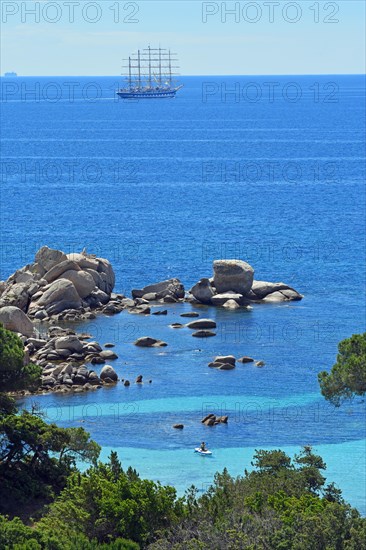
xmin=159 ymin=47 xmax=162 ymax=86
xmin=128 ymin=56 xmax=131 ymax=89
xmin=148 ymin=46 xmax=152 ymax=88
xmin=137 ymin=49 xmax=141 ymax=89
xmin=168 ymin=50 xmax=172 ymax=86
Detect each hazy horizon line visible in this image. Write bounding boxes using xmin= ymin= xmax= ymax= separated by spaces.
xmin=2 ymin=73 xmax=365 ymax=78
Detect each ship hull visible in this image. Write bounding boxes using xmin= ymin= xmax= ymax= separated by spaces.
xmin=117 ymin=89 xmax=178 ymax=99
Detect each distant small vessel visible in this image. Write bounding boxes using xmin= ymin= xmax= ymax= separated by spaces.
xmin=194 ymin=447 xmax=212 ymax=456
xmin=117 ymin=46 xmax=183 ymax=99
xmin=4 ymin=72 xmax=17 ymax=77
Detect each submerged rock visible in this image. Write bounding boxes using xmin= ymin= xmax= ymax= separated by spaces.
xmin=218 ymin=363 xmax=235 ymax=370
xmin=134 ymin=337 xmax=167 ymax=347
xmin=180 ymin=312 xmax=200 ymax=318
xmin=192 ymin=330 xmax=216 ymax=338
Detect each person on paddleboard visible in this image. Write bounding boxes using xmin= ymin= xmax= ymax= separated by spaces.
xmin=200 ymin=441 xmax=207 ymax=452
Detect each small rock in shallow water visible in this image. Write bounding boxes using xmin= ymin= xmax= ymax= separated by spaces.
xmin=124 ymin=380 xmax=130 ymax=386
xmin=134 ymin=337 xmax=167 ymax=347
xmin=238 ymin=356 xmax=254 ymax=363
xmin=152 ymin=309 xmax=168 ymax=315
xmin=214 ymin=355 xmax=236 ymax=365
xmin=135 ymin=375 xmax=143 ymax=383
xmin=192 ymin=330 xmax=216 ymax=338
xmin=104 ymin=342 xmax=115 ymax=348
xmin=201 ymin=414 xmax=215 ymax=423
xmin=173 ymin=424 xmax=184 ymax=429
xmin=170 ymin=323 xmax=184 ymax=329
xmin=186 ymin=318 xmax=216 ymax=330
xmin=255 ymin=361 xmax=265 ymax=367
xmin=100 ymin=365 xmax=118 ymax=381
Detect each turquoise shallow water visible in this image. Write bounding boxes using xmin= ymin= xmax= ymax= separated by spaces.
xmin=2 ymin=75 xmax=365 ymax=513
xmin=96 ymin=440 xmax=366 ymax=513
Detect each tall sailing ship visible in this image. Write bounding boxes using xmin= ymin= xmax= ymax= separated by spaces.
xmin=117 ymin=46 xmax=183 ymax=99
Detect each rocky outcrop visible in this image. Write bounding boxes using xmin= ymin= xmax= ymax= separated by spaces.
xmin=35 ymin=247 xmax=67 ymax=273
xmin=31 ymin=279 xmax=82 ymax=315
xmin=55 ymin=335 xmax=84 ymax=353
xmin=0 ymin=306 xmax=34 ymax=337
xmin=100 ymin=365 xmax=118 ymax=382
xmin=43 ymin=260 xmax=80 ymax=284
xmin=0 ymin=246 xmax=120 ymax=322
xmin=213 ymin=260 xmax=254 ymax=295
xmin=261 ymin=289 xmax=303 ymax=302
xmin=189 ymin=278 xmax=215 ymax=304
xmin=188 ymin=259 xmax=303 ymax=306
xmin=251 ymin=281 xmax=303 ymax=301
xmin=132 ymin=278 xmax=185 ymax=301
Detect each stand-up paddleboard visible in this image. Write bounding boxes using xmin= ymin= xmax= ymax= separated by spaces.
xmin=194 ymin=447 xmax=212 ymax=456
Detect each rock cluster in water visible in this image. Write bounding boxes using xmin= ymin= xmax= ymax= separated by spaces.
xmin=0 ymin=246 xmax=125 ymax=333
xmin=201 ymin=413 xmax=229 ymax=426
xmin=19 ymin=325 xmax=119 ymax=394
xmin=189 ymin=259 xmax=303 ymax=307
xmin=1 ymin=249 xmax=302 ymax=397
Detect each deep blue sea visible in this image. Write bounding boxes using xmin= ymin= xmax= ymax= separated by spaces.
xmin=1 ymin=75 xmax=365 ymax=513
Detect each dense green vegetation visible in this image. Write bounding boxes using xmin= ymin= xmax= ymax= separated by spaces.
xmin=1 ymin=325 xmax=365 ymax=548
xmin=0 ymin=323 xmax=41 ymax=392
xmin=1 ymin=397 xmax=365 ymax=550
xmin=318 ymin=333 xmax=366 ymax=406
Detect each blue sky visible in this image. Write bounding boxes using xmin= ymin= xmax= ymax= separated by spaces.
xmin=1 ymin=1 xmax=365 ymax=75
